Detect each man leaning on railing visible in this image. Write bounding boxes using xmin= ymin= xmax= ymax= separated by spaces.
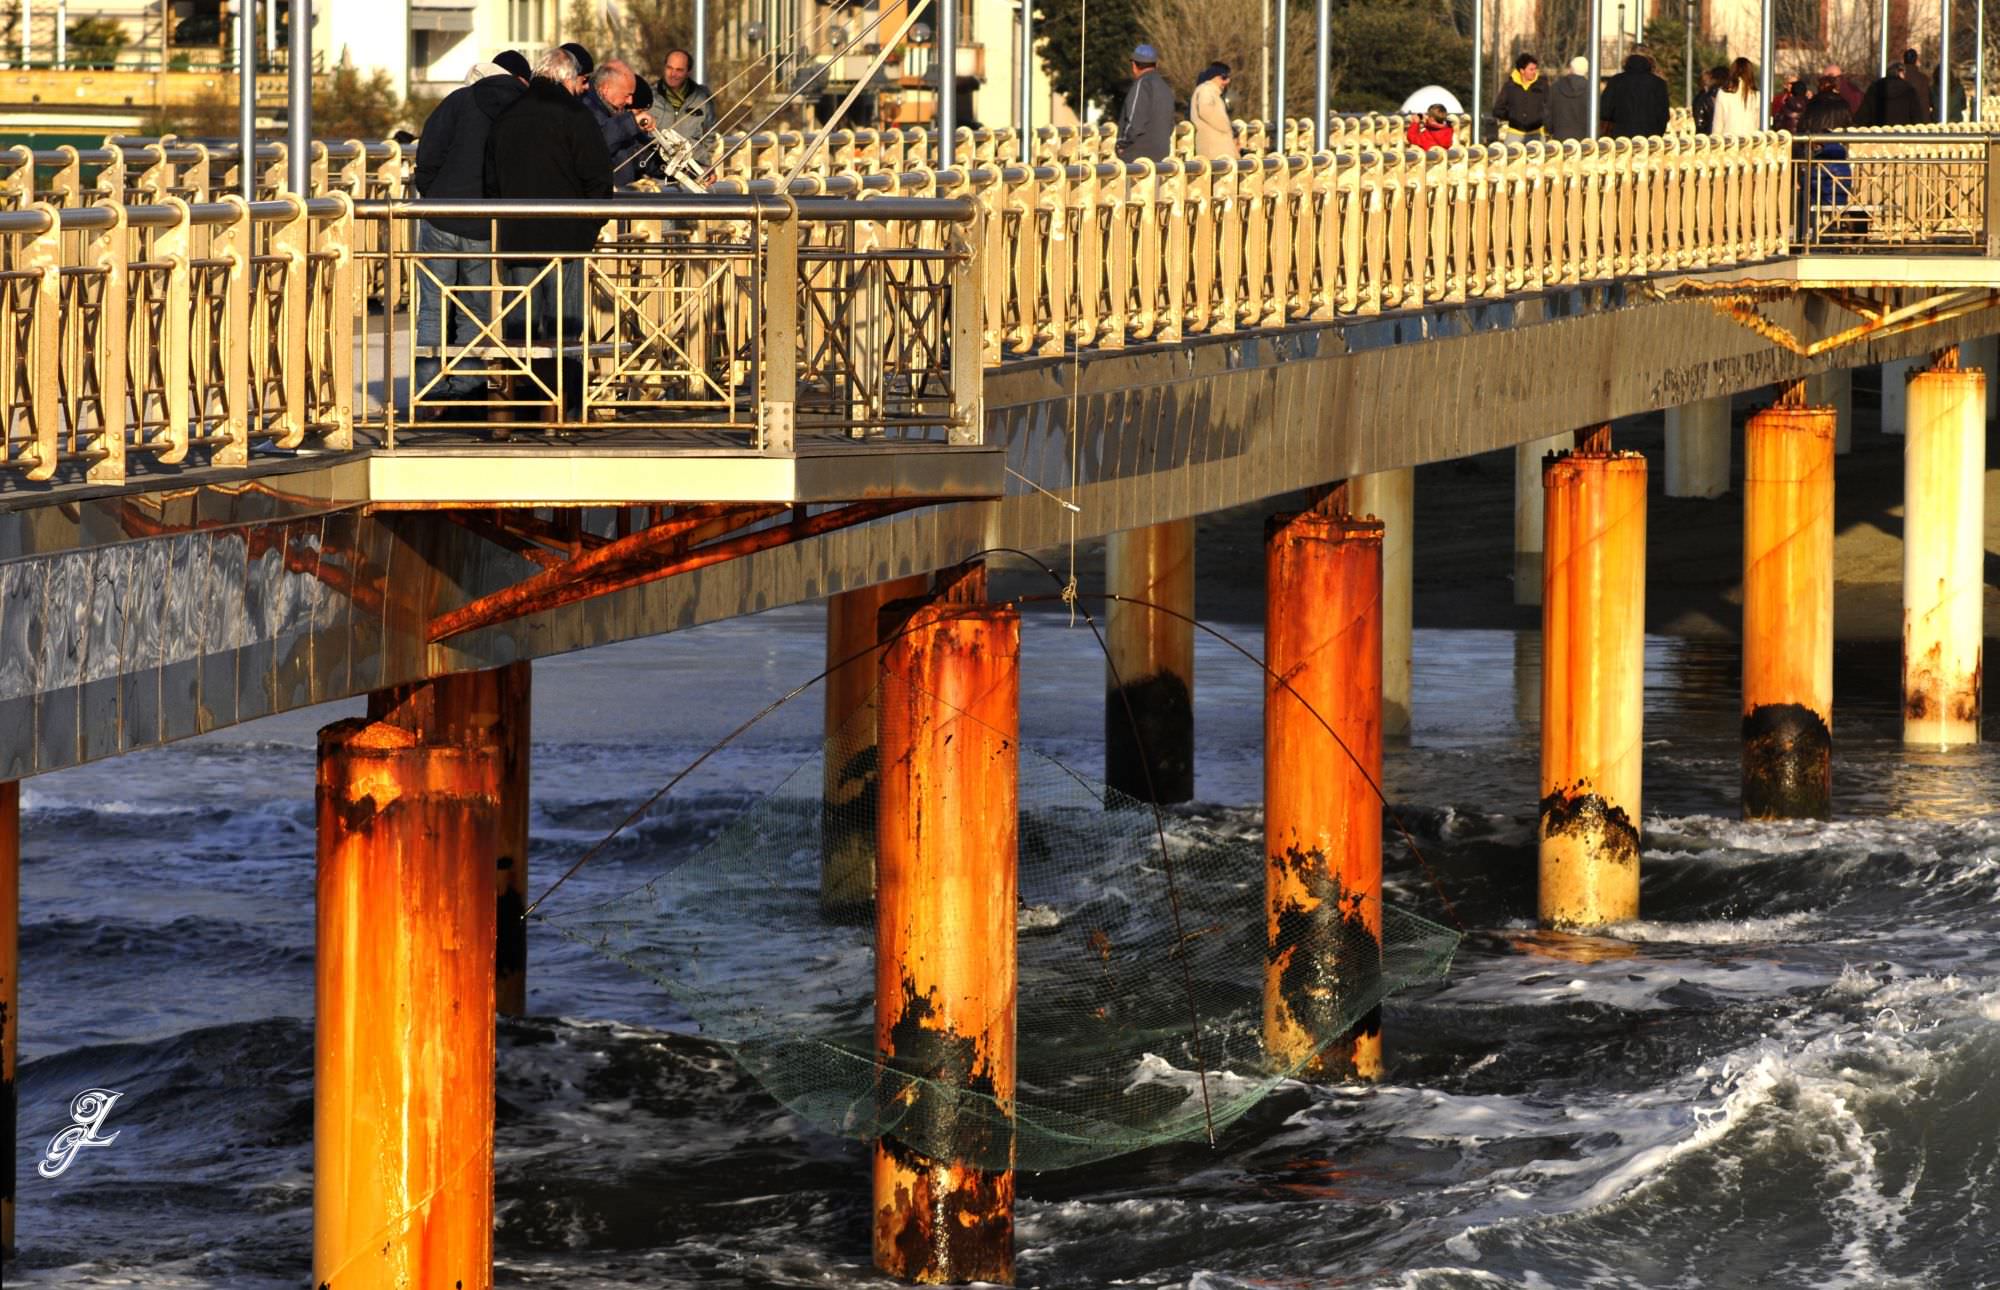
xmin=410 ymin=48 xmax=530 ymax=418
xmin=483 ymin=45 xmax=614 ymax=434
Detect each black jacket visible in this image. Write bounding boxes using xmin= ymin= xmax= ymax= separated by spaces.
xmin=1857 ymin=72 xmax=1926 ymax=126
xmin=1547 ymin=72 xmax=1592 ymax=140
xmin=583 ymin=86 xmax=653 ymax=185
xmin=1599 ymin=59 xmax=1669 ymax=137
xmin=413 ymin=74 xmax=524 ymax=238
xmin=1491 ymin=73 xmax=1549 ymax=132
xmin=1692 ymin=86 xmax=1717 ymax=134
xmin=483 ymin=78 xmax=615 ymax=256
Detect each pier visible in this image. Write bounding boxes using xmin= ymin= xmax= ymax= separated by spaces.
xmin=0 ymin=115 xmax=1994 ymax=1282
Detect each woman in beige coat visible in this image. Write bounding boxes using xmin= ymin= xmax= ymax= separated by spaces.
xmin=1191 ymin=63 xmax=1240 ymax=159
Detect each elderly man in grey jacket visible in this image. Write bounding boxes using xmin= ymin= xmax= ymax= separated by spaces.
xmin=1116 ymin=43 xmax=1175 ymax=162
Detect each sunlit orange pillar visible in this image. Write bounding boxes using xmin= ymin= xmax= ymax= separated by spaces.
xmin=1 ymin=781 xmax=15 ymax=1257
xmin=1742 ymin=394 xmax=1835 ymax=819
xmin=873 ymin=569 xmax=1018 ymax=1285
xmin=1105 ymin=519 xmax=1196 ymax=802
xmin=370 ymin=663 xmax=532 ymax=1015
xmin=1264 ymin=503 xmax=1384 ymax=1081
xmin=1540 ymin=438 xmax=1647 ymax=929
xmin=1903 ymin=353 xmax=1986 ymax=747
xmin=822 ymin=574 xmax=930 ymax=917
xmin=316 ymin=682 xmax=499 ymax=1290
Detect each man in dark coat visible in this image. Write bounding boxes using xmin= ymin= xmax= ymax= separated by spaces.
xmin=1857 ymin=62 xmax=1928 ymax=126
xmin=409 ymin=51 xmax=528 ymax=413
xmin=1116 ymin=43 xmax=1175 ymax=162
xmin=583 ymin=59 xmax=657 ymax=184
xmin=1547 ymin=55 xmax=1593 ymax=140
xmin=1599 ymin=53 xmax=1670 ymax=137
xmin=485 ymin=45 xmax=614 ymax=424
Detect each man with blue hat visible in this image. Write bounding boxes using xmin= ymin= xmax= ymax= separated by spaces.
xmin=1117 ymin=42 xmax=1175 ymax=163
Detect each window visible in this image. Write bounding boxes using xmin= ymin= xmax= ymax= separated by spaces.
xmin=509 ymin=0 xmax=545 ymax=45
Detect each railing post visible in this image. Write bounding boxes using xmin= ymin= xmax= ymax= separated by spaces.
xmin=758 ymin=203 xmax=798 ymax=454
xmin=950 ymin=213 xmax=985 ymax=447
xmin=214 ymin=195 xmax=253 ymax=467
xmin=274 ymin=193 xmax=309 ymax=449
xmin=84 ymin=205 xmax=128 ymax=483
xmin=156 ymin=197 xmax=192 ymax=463
xmin=320 ymin=193 xmax=354 ymax=451
xmin=20 ymin=204 xmax=59 ymax=480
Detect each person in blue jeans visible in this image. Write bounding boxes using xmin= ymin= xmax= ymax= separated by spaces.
xmin=410 ymin=51 xmax=529 ymax=415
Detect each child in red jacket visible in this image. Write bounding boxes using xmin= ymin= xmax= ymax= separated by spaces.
xmin=1406 ymin=104 xmax=1455 ymax=149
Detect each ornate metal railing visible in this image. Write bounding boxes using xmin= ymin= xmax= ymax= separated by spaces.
xmin=1797 ymin=135 xmax=1994 ymax=253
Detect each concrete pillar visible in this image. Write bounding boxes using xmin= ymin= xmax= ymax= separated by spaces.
xmin=1514 ymin=432 xmax=1572 ymax=606
xmin=1806 ymin=367 xmax=1853 ymax=455
xmin=873 ymin=570 xmax=1017 ymax=1285
xmin=1880 ymin=357 xmax=1920 ymax=434
xmin=1264 ymin=506 xmax=1384 ymax=1081
xmin=1350 ymin=469 xmax=1414 ymax=737
xmin=1960 ymin=334 xmax=2000 ymax=421
xmin=1104 ymin=520 xmax=1196 ymax=802
xmin=1 ymin=782 xmax=14 ymax=1257
xmin=1539 ymin=442 xmax=1647 ymax=929
xmin=821 ymin=574 xmax=929 ymax=917
xmin=1742 ymin=398 xmax=1836 ymax=819
xmin=370 ymin=664 xmax=531 ymax=1016
xmin=1903 ymin=359 xmax=1987 ymax=746
xmin=315 ymin=684 xmax=498 ymax=1290
xmin=1664 ymin=396 xmax=1732 ymax=498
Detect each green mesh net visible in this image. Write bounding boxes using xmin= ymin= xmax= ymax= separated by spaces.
xmin=547 ymin=686 xmax=1460 ymax=1172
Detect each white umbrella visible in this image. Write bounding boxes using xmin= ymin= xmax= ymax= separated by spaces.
xmin=1399 ymin=86 xmax=1465 ymax=115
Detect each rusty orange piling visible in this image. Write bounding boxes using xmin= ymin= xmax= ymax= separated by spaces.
xmin=1 ymin=781 xmax=15 ymax=1257
xmin=821 ymin=574 xmax=930 ymax=917
xmin=1264 ymin=502 xmax=1385 ymax=1082
xmin=872 ymin=567 xmax=1019 ymax=1284
xmin=1903 ymin=353 xmax=1986 ymax=747
xmin=1742 ymin=393 xmax=1836 ymax=819
xmin=1105 ymin=519 xmax=1197 ymax=803
xmin=370 ymin=663 xmax=533 ymax=1015
xmin=1540 ymin=440 xmax=1647 ymax=929
xmin=316 ymin=686 xmax=499 ymax=1290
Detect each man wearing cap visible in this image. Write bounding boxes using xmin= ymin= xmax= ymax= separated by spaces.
xmin=408 ymin=49 xmax=530 ymax=416
xmin=560 ymin=42 xmax=596 ymax=94
xmin=1116 ymin=43 xmax=1175 ymax=163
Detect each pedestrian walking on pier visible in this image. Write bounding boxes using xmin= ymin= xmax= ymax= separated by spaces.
xmin=1191 ymin=62 xmax=1240 ymax=159
xmin=1491 ymin=53 xmax=1549 ymax=142
xmin=1599 ymin=53 xmax=1670 ymax=138
xmin=409 ymin=50 xmax=529 ymax=417
xmin=485 ymin=45 xmax=614 ymax=428
xmin=1858 ymin=59 xmax=1928 ymax=126
xmin=1692 ymin=65 xmax=1727 ymax=134
xmin=1116 ymin=44 xmax=1176 ymax=163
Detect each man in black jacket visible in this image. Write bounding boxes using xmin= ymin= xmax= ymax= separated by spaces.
xmin=1492 ymin=52 xmax=1549 ymax=140
xmin=1857 ymin=61 xmax=1928 ymax=126
xmin=1599 ymin=52 xmax=1670 ymax=137
xmin=409 ymin=51 xmax=528 ymax=414
xmin=485 ymin=45 xmax=614 ymax=424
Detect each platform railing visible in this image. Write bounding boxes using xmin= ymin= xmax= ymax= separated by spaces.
xmin=352 ymin=195 xmax=982 ymax=452
xmin=0 ymin=195 xmax=353 ymax=484
xmin=1796 ymin=135 xmax=1995 ymax=253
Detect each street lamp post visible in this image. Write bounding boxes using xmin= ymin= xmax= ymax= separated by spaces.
xmin=938 ymin=0 xmax=957 ymax=166
xmin=1019 ymin=0 xmax=1034 ymax=161
xmin=1313 ymin=0 xmax=1329 ymax=149
xmin=1758 ymin=0 xmax=1774 ymax=129
xmin=240 ymin=0 xmax=256 ymax=198
xmin=1471 ymin=0 xmax=1483 ymax=144
xmin=287 ymin=0 xmax=310 ymax=194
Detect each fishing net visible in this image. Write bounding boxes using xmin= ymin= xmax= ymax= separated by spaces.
xmin=546 ymin=686 xmax=1459 ymax=1172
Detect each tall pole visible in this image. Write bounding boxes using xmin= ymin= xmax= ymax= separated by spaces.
xmin=265 ymin=0 xmax=275 ymax=69
xmin=1275 ymin=0 xmax=1288 ymax=144
xmin=1261 ymin=0 xmax=1271 ymax=124
xmin=1684 ymin=0 xmax=1695 ymax=107
xmin=1978 ymin=0 xmax=1986 ymax=120
xmin=938 ymin=0 xmax=957 ymax=166
xmin=1759 ymin=0 xmax=1774 ymax=128
xmin=240 ymin=0 xmax=256 ymax=199
xmin=1018 ymin=0 xmax=1034 ymax=162
xmin=287 ymin=0 xmax=310 ymax=194
xmin=1880 ymin=0 xmax=1891 ymax=77
xmin=693 ymin=0 xmax=707 ymax=87
xmin=1588 ymin=0 xmax=1603 ymax=136
xmin=1472 ymin=0 xmax=1483 ymax=144
xmin=1941 ymin=0 xmax=1953 ymax=122
xmin=54 ymin=0 xmax=64 ymax=68
xmin=1313 ymin=0 xmax=1329 ymax=148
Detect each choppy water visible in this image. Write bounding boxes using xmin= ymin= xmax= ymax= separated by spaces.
xmin=9 ymin=606 xmax=1999 ymax=1287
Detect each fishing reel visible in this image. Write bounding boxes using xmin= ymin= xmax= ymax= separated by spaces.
xmin=645 ymin=121 xmax=712 ymax=193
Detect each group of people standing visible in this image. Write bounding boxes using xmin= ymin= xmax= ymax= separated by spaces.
xmin=410 ymin=42 xmax=716 ymax=425
xmin=1488 ymin=50 xmax=1673 ymax=142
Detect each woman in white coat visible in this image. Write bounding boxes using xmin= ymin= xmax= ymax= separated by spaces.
xmin=1191 ymin=63 xmax=1240 ymax=159
xmin=1712 ymin=57 xmax=1762 ymax=136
